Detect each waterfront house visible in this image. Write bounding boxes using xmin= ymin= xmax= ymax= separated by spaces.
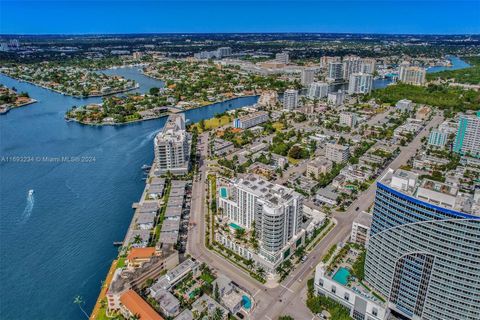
xmin=120 ymin=289 xmax=164 ymax=320
xmin=127 ymin=247 xmax=157 ymax=268
xmin=135 ymin=211 xmax=157 ymax=230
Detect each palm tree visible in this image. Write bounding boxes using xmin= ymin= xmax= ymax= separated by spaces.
xmin=129 ymin=314 xmax=140 ymax=320
xmin=212 ymin=307 xmax=224 ymax=320
xmin=73 ymin=295 xmax=89 ymax=319
xmin=257 ymin=266 xmax=266 ymax=278
xmin=133 ymin=235 xmax=142 ymax=244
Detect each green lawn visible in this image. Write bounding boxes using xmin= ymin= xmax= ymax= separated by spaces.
xmin=116 ymin=257 xmax=126 ymax=269
xmin=200 ymin=272 xmax=215 ymax=284
xmin=192 ymin=115 xmax=232 ymax=132
xmin=272 ymin=121 xmax=285 ymax=131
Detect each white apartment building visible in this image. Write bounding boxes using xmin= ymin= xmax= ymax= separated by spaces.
xmin=351 ymin=212 xmax=372 ymax=246
xmin=327 ymin=62 xmax=344 ymax=82
xmin=218 ymin=175 xmax=304 ymax=274
xmin=343 ymin=56 xmax=362 ymax=80
xmin=395 ymin=99 xmax=413 ymax=111
xmin=154 ymin=114 xmax=190 ymax=175
xmin=216 ymin=47 xmax=232 ymax=58
xmin=325 ymin=143 xmax=350 ymax=163
xmin=301 ymin=67 xmax=316 ymax=86
xmin=339 ymin=112 xmax=358 ymax=127
xmin=233 ymin=111 xmax=269 ymax=129
xmin=327 ymin=90 xmax=345 ymax=106
xmin=275 ymin=52 xmax=289 ymax=64
xmin=360 ymin=58 xmax=376 ymax=74
xmin=398 ymin=62 xmax=426 ymax=85
xmin=307 ymin=82 xmax=329 ymax=99
xmin=348 ymin=73 xmax=373 ymax=94
xmin=283 ymin=89 xmax=299 ymax=110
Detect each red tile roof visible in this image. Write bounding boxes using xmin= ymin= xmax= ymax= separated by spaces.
xmin=120 ymin=290 xmax=164 ymax=320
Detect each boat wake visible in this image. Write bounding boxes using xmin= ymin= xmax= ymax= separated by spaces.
xmin=21 ymin=190 xmax=35 ymax=223
xmin=132 ymin=130 xmax=160 ymax=152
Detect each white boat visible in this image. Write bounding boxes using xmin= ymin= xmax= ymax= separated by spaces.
xmin=28 ymin=189 xmax=34 ymax=196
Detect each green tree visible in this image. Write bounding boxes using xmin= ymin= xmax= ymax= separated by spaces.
xmin=212 ymin=307 xmax=224 ymax=320
xmin=149 ymin=87 xmax=160 ymax=95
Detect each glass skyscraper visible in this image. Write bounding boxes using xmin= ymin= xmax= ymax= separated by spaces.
xmin=365 ymin=169 xmax=480 ymax=320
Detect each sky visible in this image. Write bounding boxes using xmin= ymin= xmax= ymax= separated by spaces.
xmin=0 ymin=0 xmax=479 ymax=35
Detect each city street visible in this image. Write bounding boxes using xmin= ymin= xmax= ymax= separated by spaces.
xmin=187 ymin=114 xmax=444 ymax=320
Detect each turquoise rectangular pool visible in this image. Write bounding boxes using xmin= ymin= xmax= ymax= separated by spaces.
xmin=229 ymin=222 xmax=244 ymax=231
xmin=220 ymin=187 xmax=228 ymax=199
xmin=333 ymin=267 xmax=350 ymax=285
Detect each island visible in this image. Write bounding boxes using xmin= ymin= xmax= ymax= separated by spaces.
xmin=65 ymin=92 xmax=172 ymax=125
xmin=142 ymin=60 xmax=296 ymax=107
xmin=0 ymin=85 xmax=37 ymax=114
xmin=1 ymin=64 xmax=137 ymax=97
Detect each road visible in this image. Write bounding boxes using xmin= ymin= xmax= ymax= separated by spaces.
xmin=187 ymin=114 xmax=443 ymax=320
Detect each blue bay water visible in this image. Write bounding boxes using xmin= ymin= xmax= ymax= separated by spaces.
xmin=0 ymin=68 xmax=257 ymax=320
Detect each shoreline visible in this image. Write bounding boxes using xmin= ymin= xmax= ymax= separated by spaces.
xmin=0 ymin=72 xmax=139 ymax=99
xmin=65 ymin=94 xmax=259 ymax=126
xmin=0 ymin=98 xmax=38 ymax=115
xmin=65 ymin=112 xmax=171 ymax=126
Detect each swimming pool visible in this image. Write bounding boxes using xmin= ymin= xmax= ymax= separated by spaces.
xmin=333 ymin=267 xmax=350 ymax=286
xmin=229 ymin=222 xmax=244 ymax=231
xmin=220 ymin=187 xmax=228 ymax=199
xmin=242 ymin=295 xmax=252 ymax=309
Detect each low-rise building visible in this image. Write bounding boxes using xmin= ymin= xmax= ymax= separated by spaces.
xmin=233 ymin=111 xmax=268 ymax=129
xmin=395 ymin=99 xmax=413 ymax=111
xmin=307 ymin=157 xmax=333 ymax=179
xmin=127 ymin=247 xmax=157 ymax=268
xmin=428 ymin=129 xmax=449 ymax=147
xmin=315 ymin=185 xmax=339 ymax=206
xmin=191 ymin=294 xmax=229 ymax=319
xmin=107 ymin=248 xmax=179 ymax=313
xmin=416 ymin=105 xmax=431 ymax=120
xmin=327 ymin=90 xmax=345 ymax=106
xmin=120 ymin=290 xmax=164 ymax=320
xmin=314 ymin=262 xmax=389 ymax=320
xmin=150 ymin=258 xmax=199 ymax=294
xmin=351 ymin=212 xmax=372 ymax=246
xmin=213 ymin=138 xmax=235 ymax=156
xmin=339 ymin=112 xmax=358 ymax=127
xmin=152 ymin=288 xmax=181 ymax=317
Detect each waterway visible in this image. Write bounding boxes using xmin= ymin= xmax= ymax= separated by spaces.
xmin=426 ymin=55 xmax=470 ymax=73
xmin=0 ymin=67 xmax=258 ymax=320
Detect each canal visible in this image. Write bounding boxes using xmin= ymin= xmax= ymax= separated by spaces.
xmin=0 ymin=67 xmax=257 ymax=320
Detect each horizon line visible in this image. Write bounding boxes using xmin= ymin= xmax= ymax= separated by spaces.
xmin=1 ymin=31 xmax=480 ymax=37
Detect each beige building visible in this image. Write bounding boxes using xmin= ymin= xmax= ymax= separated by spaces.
xmin=307 ymin=157 xmax=333 ymax=179
xmin=398 ymin=62 xmax=426 ymax=85
xmin=325 ymin=143 xmax=350 ymax=163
